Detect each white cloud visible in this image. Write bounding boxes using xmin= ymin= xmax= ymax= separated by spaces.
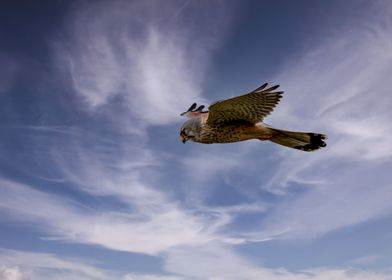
xmin=250 ymin=1 xmax=392 ymax=240
xmin=260 ymin=166 xmax=392 ymax=240
xmin=0 ymin=265 xmax=25 ymax=280
xmin=123 ymin=274 xmax=184 ymax=280
xmin=0 ymin=249 xmax=109 ymax=280
xmin=1 ymin=248 xmax=390 ymax=280
xmin=349 ymin=255 xmax=382 ymax=266
xmin=165 ymin=245 xmax=258 ymax=280
xmin=0 ymin=177 xmax=217 ymax=255
xmin=55 ymin=0 xmax=231 ymax=125
xmin=164 ymin=244 xmax=392 ymax=280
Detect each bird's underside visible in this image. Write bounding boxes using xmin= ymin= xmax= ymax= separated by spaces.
xmin=196 ymin=121 xmax=274 ymax=144
xmin=179 ymin=83 xmax=327 ymax=152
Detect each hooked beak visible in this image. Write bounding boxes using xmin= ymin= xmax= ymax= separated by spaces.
xmin=180 ymin=132 xmax=188 ymax=144
xmin=180 ymin=130 xmax=193 ymax=144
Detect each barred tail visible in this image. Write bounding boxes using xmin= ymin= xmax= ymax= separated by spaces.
xmin=268 ymin=128 xmax=327 ymax=152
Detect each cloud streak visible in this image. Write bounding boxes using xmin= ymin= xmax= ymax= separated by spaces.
xmin=251 ymin=1 xmax=392 ymax=241
xmin=164 ymin=244 xmax=392 ymax=280
xmin=0 ymin=249 xmax=110 ymax=280
xmin=0 ymin=175 xmax=218 ymax=255
xmin=1 ymin=247 xmax=391 ymax=280
xmin=56 ymin=0 xmax=231 ymax=126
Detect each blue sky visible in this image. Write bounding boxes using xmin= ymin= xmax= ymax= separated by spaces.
xmin=1 ymin=0 xmax=392 ymax=279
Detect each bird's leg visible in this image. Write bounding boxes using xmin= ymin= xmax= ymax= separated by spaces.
xmin=254 ymin=123 xmax=274 ymax=140
xmin=258 ymin=133 xmax=274 ymax=140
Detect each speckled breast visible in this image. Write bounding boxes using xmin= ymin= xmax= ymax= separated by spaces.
xmin=197 ymin=122 xmax=259 ymax=144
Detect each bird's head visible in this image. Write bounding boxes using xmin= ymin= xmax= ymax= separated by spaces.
xmin=179 ymin=119 xmax=201 ymax=143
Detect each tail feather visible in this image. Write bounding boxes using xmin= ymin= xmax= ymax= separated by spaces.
xmin=268 ymin=128 xmax=327 ymax=152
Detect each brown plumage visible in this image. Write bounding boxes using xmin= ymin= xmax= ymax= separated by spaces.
xmin=180 ymin=83 xmax=327 ymax=151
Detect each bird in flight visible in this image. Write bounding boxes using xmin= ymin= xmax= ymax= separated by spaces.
xmin=179 ymin=83 xmax=327 ymax=151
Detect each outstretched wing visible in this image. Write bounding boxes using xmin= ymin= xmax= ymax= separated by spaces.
xmin=206 ymin=83 xmax=283 ymax=125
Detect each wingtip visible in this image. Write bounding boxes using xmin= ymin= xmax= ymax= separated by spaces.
xmin=186 ymin=103 xmax=197 ymax=112
xmin=254 ymin=83 xmax=282 ymax=93
xmin=195 ymin=105 xmax=205 ymax=112
xmin=267 ymin=84 xmax=280 ymax=91
xmin=254 ymin=83 xmax=268 ymax=92
xmin=181 ymin=103 xmax=197 ymax=116
xmin=181 ymin=103 xmax=208 ymax=117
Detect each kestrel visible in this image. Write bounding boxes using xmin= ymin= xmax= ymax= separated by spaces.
xmin=179 ymin=83 xmax=327 ymax=151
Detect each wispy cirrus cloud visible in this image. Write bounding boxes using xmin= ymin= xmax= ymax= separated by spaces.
xmin=0 ymin=265 xmax=24 ymax=280
xmin=123 ymin=274 xmax=184 ymax=280
xmin=1 ymin=247 xmax=391 ymax=280
xmin=0 ymin=249 xmax=110 ymax=280
xmin=55 ymin=0 xmax=232 ymax=126
xmin=251 ymin=1 xmax=392 ymax=241
xmin=349 ymin=255 xmax=383 ymax=266
xmin=164 ymin=244 xmax=392 ymax=280
xmin=0 ymin=249 xmax=185 ymax=280
xmin=0 ymin=176 xmax=216 ymax=255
